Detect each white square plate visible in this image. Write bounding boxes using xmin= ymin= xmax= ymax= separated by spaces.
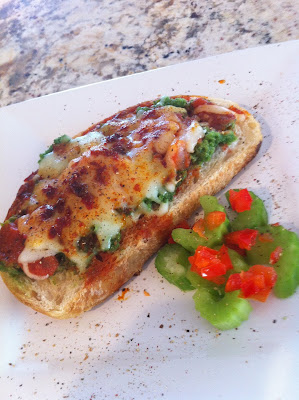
xmin=0 ymin=41 xmax=298 ymax=400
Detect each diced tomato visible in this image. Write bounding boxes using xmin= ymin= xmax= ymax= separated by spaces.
xmin=192 ymin=218 xmax=207 ymax=239
xmin=27 ymin=256 xmax=59 ymax=277
xmin=270 ymin=246 xmax=283 ymax=265
xmin=169 ymin=140 xmax=190 ymax=170
xmin=0 ymin=222 xmax=26 ymax=265
xmin=258 ymin=232 xmax=274 ymax=243
xmin=225 ymin=265 xmax=277 ymax=302
xmin=229 ymin=189 xmax=253 ymax=212
xmin=168 ymin=220 xmax=190 ymax=244
xmin=189 ymin=245 xmax=232 ymax=284
xmin=224 ymin=229 xmax=258 ymax=251
xmin=205 ymin=211 xmax=226 ymax=230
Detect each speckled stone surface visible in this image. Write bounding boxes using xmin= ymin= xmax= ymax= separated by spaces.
xmin=0 ymin=0 xmax=298 ymax=107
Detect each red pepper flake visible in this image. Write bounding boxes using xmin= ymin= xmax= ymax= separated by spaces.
xmin=143 ymin=289 xmax=150 ymax=296
xmin=117 ymin=288 xmax=130 ymax=301
xmin=218 ymin=79 xmax=226 ymax=84
xmin=270 ymin=246 xmax=283 ymax=265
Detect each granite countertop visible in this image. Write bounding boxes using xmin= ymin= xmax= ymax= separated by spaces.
xmin=0 ymin=0 xmax=298 ymax=107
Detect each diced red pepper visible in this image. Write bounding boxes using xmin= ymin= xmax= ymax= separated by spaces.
xmin=189 ymin=245 xmax=232 ymax=284
xmin=225 ymin=265 xmax=277 ymax=302
xmin=192 ymin=218 xmax=207 ymax=239
xmin=27 ymin=256 xmax=59 ymax=277
xmin=225 ymin=273 xmax=242 ymax=292
xmin=270 ymin=246 xmax=283 ymax=265
xmin=224 ymin=229 xmax=258 ymax=251
xmin=168 ymin=220 xmax=190 ymax=244
xmin=218 ymin=245 xmax=233 ymax=270
xmin=205 ymin=211 xmax=226 ymax=230
xmin=229 ymin=189 xmax=253 ymax=212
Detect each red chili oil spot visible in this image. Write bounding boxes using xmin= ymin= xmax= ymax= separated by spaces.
xmin=0 ymin=223 xmax=26 ymax=265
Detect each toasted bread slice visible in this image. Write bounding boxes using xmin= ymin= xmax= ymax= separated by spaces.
xmin=0 ymin=97 xmax=262 ymax=318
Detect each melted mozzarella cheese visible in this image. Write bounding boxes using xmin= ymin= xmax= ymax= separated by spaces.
xmin=69 ymin=251 xmax=93 ymax=273
xmin=38 ymin=152 xmax=69 ymax=178
xmin=38 ymin=131 xmax=105 ymax=179
xmin=183 ymin=121 xmax=205 ymax=153
xmin=73 ymin=131 xmax=104 ymax=151
xmin=93 ymin=219 xmax=123 ymax=251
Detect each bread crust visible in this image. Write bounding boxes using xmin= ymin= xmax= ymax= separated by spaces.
xmin=0 ymin=96 xmax=262 ymax=318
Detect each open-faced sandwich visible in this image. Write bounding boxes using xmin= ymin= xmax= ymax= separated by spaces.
xmin=0 ymin=95 xmax=262 ymax=318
